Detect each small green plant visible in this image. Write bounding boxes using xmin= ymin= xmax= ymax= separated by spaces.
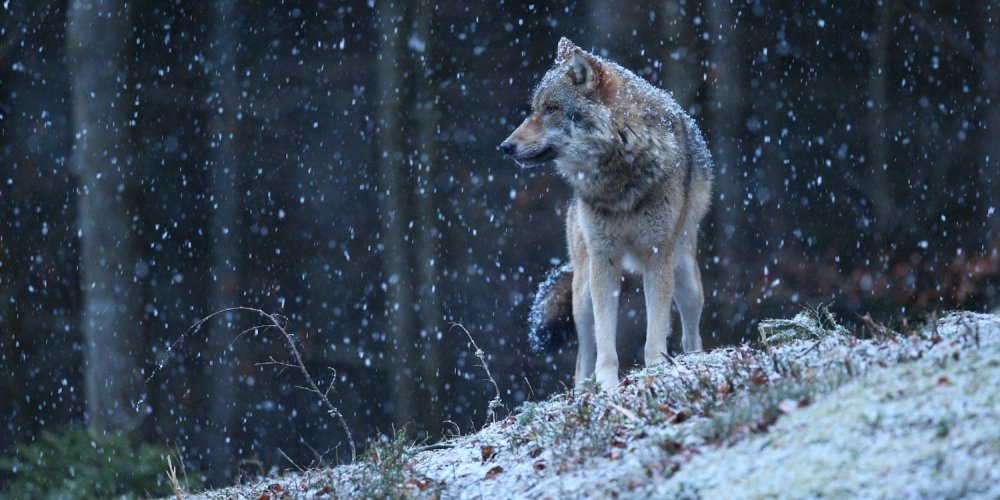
xmin=516 ymin=401 xmax=539 ymax=427
xmin=520 ymin=394 xmax=619 ymax=467
xmin=0 ymin=428 xmax=202 ymax=499
xmin=758 ymin=304 xmax=848 ymax=346
xmin=355 ymin=429 xmax=433 ymax=499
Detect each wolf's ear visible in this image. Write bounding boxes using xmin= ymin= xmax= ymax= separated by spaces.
xmin=567 ymin=54 xmax=598 ymax=90
xmin=556 ymin=37 xmax=581 ymax=63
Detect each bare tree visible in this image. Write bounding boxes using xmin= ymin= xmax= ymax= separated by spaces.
xmin=375 ymin=0 xmax=417 ymax=427
xmin=413 ymin=0 xmax=445 ymax=432
xmin=981 ymin=0 xmax=1000 ymax=242
xmin=662 ymin=0 xmax=700 ymax=112
xmin=204 ymin=0 xmax=243 ymax=482
xmin=587 ymin=0 xmax=661 ymax=73
xmin=67 ymin=0 xmax=143 ymax=433
xmin=705 ymin=0 xmax=744 ymax=260
xmin=865 ymin=0 xmax=896 ymax=238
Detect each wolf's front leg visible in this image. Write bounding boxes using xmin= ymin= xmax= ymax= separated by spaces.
xmin=644 ymin=250 xmax=677 ymax=365
xmin=589 ymin=257 xmax=622 ymax=390
xmin=573 ymin=268 xmax=596 ymax=391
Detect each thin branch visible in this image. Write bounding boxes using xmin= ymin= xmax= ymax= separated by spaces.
xmin=412 ymin=443 xmax=455 ymax=453
xmin=302 ymin=441 xmax=331 ymax=469
xmin=277 ymin=448 xmax=305 ymax=473
xmin=139 ymin=306 xmax=356 ymax=462
xmin=166 ymin=455 xmax=184 ymax=500
xmin=449 ymin=322 xmax=505 ymax=426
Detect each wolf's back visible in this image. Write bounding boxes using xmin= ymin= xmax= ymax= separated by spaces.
xmin=528 ymin=264 xmax=575 ymax=352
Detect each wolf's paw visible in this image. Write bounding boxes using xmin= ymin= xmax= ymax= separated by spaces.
xmin=595 ymin=373 xmax=619 ymax=392
xmin=644 ymin=348 xmax=669 ymax=366
xmin=574 ymin=376 xmax=601 ymax=394
xmin=682 ymin=336 xmax=703 ymax=353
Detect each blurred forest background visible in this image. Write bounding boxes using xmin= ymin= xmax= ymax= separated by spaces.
xmin=2 ymin=0 xmax=999 ymax=490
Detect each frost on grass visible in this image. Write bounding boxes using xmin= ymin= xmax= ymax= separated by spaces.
xmin=757 ymin=304 xmax=848 ymax=346
xmin=181 ymin=311 xmax=1000 ymax=499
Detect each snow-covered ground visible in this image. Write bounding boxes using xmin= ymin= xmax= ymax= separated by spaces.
xmin=185 ymin=310 xmax=1000 ymax=499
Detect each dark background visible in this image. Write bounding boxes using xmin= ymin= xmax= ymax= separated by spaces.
xmin=2 ymin=0 xmax=998 ymax=487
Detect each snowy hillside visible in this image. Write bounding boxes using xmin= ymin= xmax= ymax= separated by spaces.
xmin=184 ymin=310 xmax=1000 ymax=499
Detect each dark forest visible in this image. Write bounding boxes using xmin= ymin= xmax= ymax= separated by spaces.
xmin=2 ymin=0 xmax=998 ymax=492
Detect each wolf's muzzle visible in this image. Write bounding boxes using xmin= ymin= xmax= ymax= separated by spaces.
xmin=499 ymin=140 xmax=517 ymax=156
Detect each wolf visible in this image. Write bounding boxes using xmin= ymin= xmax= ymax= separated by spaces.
xmin=500 ymin=38 xmax=713 ymax=391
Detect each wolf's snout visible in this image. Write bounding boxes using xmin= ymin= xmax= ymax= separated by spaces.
xmin=499 ymin=140 xmax=517 ymax=156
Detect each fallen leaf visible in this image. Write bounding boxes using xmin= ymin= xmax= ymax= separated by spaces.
xmin=481 ymin=445 xmax=497 ymax=463
xmin=484 ymin=465 xmax=504 ymax=480
xmin=938 ymin=376 xmax=951 ymax=385
xmin=314 ymin=486 xmax=331 ymax=497
xmin=657 ymin=403 xmax=674 ymax=415
xmin=408 ymin=478 xmax=429 ymax=491
xmin=260 ymin=483 xmax=286 ymax=500
xmin=671 ymin=411 xmax=689 ymax=424
xmin=529 ymin=447 xmax=543 ymax=458
xmin=757 ymin=415 xmax=778 ymax=431
xmin=611 ymin=439 xmax=628 ymax=449
xmin=658 ymin=440 xmax=683 ymax=454
xmin=533 ymin=460 xmax=546 ymax=471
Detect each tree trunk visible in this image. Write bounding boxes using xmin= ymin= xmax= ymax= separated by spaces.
xmin=413 ymin=0 xmax=445 ymax=435
xmin=866 ymin=0 xmax=895 ymax=239
xmin=588 ymin=0 xmax=660 ymax=73
xmin=705 ymin=0 xmax=744 ymax=261
xmin=67 ymin=0 xmax=144 ymax=433
xmin=981 ymin=0 xmax=1000 ymax=244
xmin=587 ymin=0 xmax=625 ymax=55
xmin=204 ymin=0 xmax=243 ymax=483
xmin=662 ymin=0 xmax=700 ymax=112
xmin=375 ymin=0 xmax=417 ymax=427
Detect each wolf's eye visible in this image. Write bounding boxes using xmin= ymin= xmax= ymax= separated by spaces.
xmin=543 ymin=104 xmax=560 ymax=115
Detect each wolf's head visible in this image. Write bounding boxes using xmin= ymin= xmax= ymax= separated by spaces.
xmin=500 ymin=38 xmax=620 ymax=168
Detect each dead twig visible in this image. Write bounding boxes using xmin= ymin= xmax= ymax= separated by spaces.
xmin=443 ymin=420 xmax=462 ymax=438
xmin=166 ymin=455 xmax=184 ymax=500
xmin=412 ymin=443 xmax=456 ymax=453
xmin=277 ymin=447 xmax=305 ymax=473
xmin=450 ymin=322 xmax=506 ymax=426
xmin=795 ymin=339 xmax=825 ymax=360
xmin=139 ymin=306 xmax=356 ymax=462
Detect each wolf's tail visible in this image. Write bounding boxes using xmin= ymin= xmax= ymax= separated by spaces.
xmin=528 ymin=264 xmax=575 ymax=353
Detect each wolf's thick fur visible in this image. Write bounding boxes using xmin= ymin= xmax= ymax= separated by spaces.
xmin=503 ymin=38 xmax=713 ymax=390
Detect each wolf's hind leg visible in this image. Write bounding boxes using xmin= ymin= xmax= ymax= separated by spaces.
xmin=674 ymin=235 xmax=704 ymax=352
xmin=644 ymin=250 xmax=676 ymax=366
xmin=572 ymin=268 xmax=595 ymax=391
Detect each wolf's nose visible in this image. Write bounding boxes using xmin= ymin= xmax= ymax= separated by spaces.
xmin=499 ymin=141 xmax=516 ymax=156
